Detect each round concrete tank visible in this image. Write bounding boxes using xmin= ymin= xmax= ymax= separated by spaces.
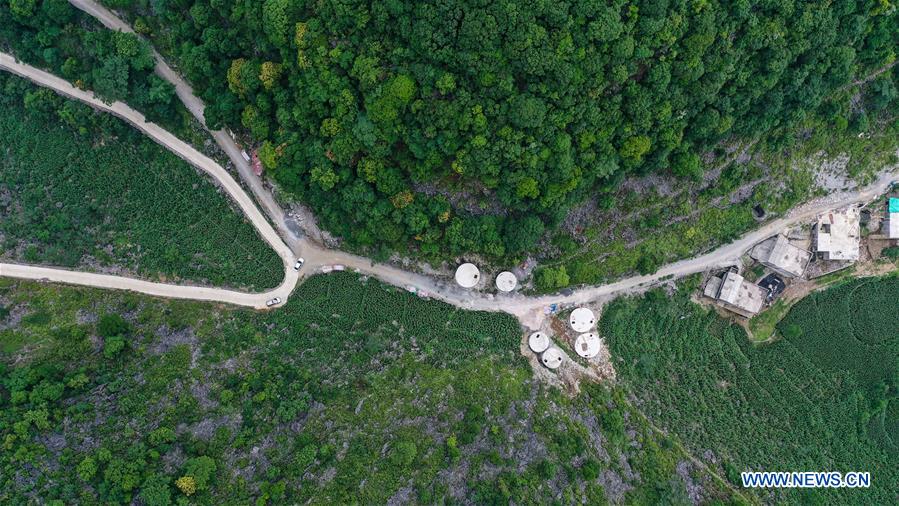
xmin=528 ymin=331 xmax=550 ymax=353
xmin=569 ymin=307 xmax=596 ymax=333
xmin=540 ymin=348 xmax=564 ymax=369
xmin=454 ymin=263 xmax=480 ymax=288
xmin=495 ymin=271 xmax=517 ymax=292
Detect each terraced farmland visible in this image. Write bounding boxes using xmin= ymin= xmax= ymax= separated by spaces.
xmin=0 ymin=75 xmax=282 ymax=290
xmin=603 ymin=277 xmax=899 ymax=504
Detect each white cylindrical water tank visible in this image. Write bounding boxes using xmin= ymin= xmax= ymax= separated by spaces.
xmin=574 ymin=333 xmax=601 ymax=359
xmin=454 ymin=263 xmax=480 ymax=288
xmin=495 ymin=271 xmax=517 ymax=292
xmin=569 ymin=307 xmax=596 ymax=333
xmin=540 ymin=348 xmax=564 ymax=369
xmin=528 ymin=331 xmax=550 ymax=353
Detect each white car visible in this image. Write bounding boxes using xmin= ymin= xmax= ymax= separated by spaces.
xmin=293 ymin=258 xmax=305 ymax=270
xmin=265 ymin=297 xmax=281 ymax=307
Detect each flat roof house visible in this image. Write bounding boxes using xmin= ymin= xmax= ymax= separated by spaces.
xmin=884 ymin=198 xmax=899 ymax=240
xmin=750 ymin=235 xmax=812 ymax=278
xmin=703 ymin=271 xmax=767 ymax=317
xmin=813 ymin=207 xmax=860 ymax=261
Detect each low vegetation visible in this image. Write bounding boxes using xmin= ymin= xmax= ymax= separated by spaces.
xmin=603 ymin=276 xmax=899 ymax=504
xmin=0 ymin=274 xmax=736 ymax=504
xmin=0 ymin=74 xmax=283 ymax=291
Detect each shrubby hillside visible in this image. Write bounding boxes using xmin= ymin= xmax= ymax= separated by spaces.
xmin=0 ymin=275 xmax=735 ymax=504
xmin=0 ymin=74 xmax=284 ymax=290
xmin=94 ymin=0 xmax=899 ymax=260
xmin=603 ymin=276 xmax=899 ymax=504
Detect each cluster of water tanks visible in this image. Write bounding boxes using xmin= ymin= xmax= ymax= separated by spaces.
xmin=529 ymin=306 xmax=602 ymax=370
xmin=454 ymin=263 xmax=518 ymax=292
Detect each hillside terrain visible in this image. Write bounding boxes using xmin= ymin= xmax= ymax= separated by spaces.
xmin=603 ymin=275 xmax=899 ymax=504
xmin=84 ymin=0 xmax=899 ymax=272
xmin=0 ymin=74 xmax=284 ymax=291
xmin=0 ymin=275 xmax=735 ymax=505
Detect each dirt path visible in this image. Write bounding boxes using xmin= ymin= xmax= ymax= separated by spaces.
xmin=1 ymin=32 xmax=898 ymax=324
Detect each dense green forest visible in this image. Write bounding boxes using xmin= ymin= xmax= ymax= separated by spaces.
xmin=0 ymin=275 xmax=736 ymax=504
xmin=0 ymin=0 xmax=183 ymax=125
xmin=0 ymin=74 xmax=283 ymax=290
xmin=603 ymin=275 xmax=899 ymax=504
xmin=88 ymin=0 xmax=899 ymax=265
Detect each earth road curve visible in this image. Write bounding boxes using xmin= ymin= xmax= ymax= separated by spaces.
xmin=62 ymin=0 xmax=899 ymax=324
xmin=0 ymin=52 xmax=299 ymax=309
xmin=68 ymin=0 xmax=307 ymax=253
xmin=2 ymin=39 xmax=899 ymax=325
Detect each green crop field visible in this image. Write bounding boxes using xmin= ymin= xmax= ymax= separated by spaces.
xmin=0 ymin=74 xmax=282 ymax=291
xmin=0 ymin=274 xmax=736 ymax=504
xmin=603 ymin=278 xmax=899 ymax=504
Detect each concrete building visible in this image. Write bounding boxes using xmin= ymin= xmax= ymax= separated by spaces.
xmin=883 ymin=198 xmax=899 ymax=240
xmin=813 ymin=207 xmax=860 ymax=261
xmin=703 ymin=270 xmax=767 ymax=317
xmin=750 ymin=235 xmax=811 ymax=278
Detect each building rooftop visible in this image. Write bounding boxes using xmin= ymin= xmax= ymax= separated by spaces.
xmin=885 ymin=198 xmax=899 ymax=239
xmin=750 ymin=235 xmax=811 ymax=277
xmin=814 ymin=207 xmax=860 ymax=261
xmin=704 ymin=271 xmax=767 ymax=317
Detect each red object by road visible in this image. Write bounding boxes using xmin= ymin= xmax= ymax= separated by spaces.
xmin=251 ymin=150 xmax=263 ymax=176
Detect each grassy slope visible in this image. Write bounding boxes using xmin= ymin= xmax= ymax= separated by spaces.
xmin=0 ymin=274 xmax=734 ymax=505
xmin=0 ymin=75 xmax=282 ymax=291
xmin=603 ymin=278 xmax=899 ymax=504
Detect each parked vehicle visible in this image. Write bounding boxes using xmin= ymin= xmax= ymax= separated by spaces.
xmin=293 ymin=258 xmax=305 ymax=270
xmin=266 ymin=297 xmax=281 ymax=307
xmin=333 ymin=264 xmax=345 ymax=271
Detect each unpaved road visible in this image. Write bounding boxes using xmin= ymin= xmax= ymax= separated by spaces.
xmin=0 ymin=52 xmax=298 ymax=309
xmin=2 ymin=32 xmax=898 ymax=325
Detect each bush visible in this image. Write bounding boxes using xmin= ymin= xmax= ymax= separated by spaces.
xmin=103 ymin=335 xmax=127 ymax=359
xmin=97 ymin=313 xmax=129 ymax=339
xmin=175 ymin=476 xmax=196 ymax=496
xmin=389 ymin=441 xmax=417 ymax=468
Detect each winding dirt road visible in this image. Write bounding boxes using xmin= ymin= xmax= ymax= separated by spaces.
xmin=2 ymin=9 xmax=898 ymax=325
xmin=0 ymin=52 xmax=298 ymax=309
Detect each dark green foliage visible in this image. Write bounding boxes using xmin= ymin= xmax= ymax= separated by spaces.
xmin=883 ymin=246 xmax=899 ymax=259
xmin=97 ymin=314 xmax=129 ymax=339
xmin=603 ymin=277 xmax=899 ymax=504
xmin=0 ymin=75 xmax=283 ymax=290
xmin=97 ymin=0 xmax=899 ymax=263
xmin=0 ymin=0 xmax=178 ymax=124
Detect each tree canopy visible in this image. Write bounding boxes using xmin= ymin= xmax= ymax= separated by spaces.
xmin=5 ymin=0 xmax=899 ymax=264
